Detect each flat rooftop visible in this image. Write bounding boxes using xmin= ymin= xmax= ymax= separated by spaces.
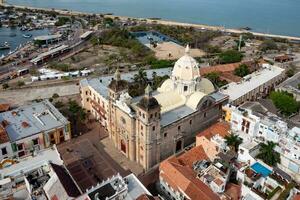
xmin=277 ymin=71 xmax=300 ymax=95
xmin=0 ymin=100 xmax=69 ymax=142
xmin=34 ymin=34 xmax=62 ymax=41
xmin=86 ymin=173 xmax=151 ymax=200
xmin=0 ymin=146 xmax=63 ymax=179
xmin=80 ymin=68 xmax=172 ymax=99
xmin=220 ymin=64 xmax=284 ymax=102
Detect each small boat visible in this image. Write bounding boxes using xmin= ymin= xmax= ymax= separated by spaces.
xmin=0 ymin=42 xmax=10 ymax=50
xmin=23 ymin=34 xmax=32 ymax=38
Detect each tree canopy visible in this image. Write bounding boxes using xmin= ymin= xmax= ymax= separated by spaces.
xmin=234 ymin=64 xmax=250 ymax=77
xmin=270 ymin=91 xmax=299 ymax=116
xmin=259 ymin=39 xmax=278 ymax=52
xmin=204 ymin=72 xmax=228 ymax=88
xmin=225 ymin=134 xmax=243 ymax=152
xmin=256 ymin=141 xmax=280 ymax=166
xmin=218 ymin=50 xmax=243 ymax=64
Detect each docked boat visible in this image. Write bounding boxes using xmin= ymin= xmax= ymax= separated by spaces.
xmin=0 ymin=42 xmax=10 ymax=50
xmin=23 ymin=34 xmax=33 ymax=38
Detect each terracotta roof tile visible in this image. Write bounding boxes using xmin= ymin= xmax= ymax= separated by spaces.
xmin=294 ymin=195 xmax=300 ymax=200
xmin=0 ymin=125 xmax=9 ymax=144
xmin=0 ymin=104 xmax=10 ymax=113
xmin=224 ymin=183 xmax=241 ymax=200
xmin=196 ymin=122 xmax=230 ymax=140
xmin=160 ymin=146 xmax=220 ymax=200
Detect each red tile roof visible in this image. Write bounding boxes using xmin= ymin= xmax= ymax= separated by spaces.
xmin=160 ymin=146 xmax=220 ymax=200
xmin=224 ymin=183 xmax=241 ymax=200
xmin=197 ymin=121 xmax=230 ymax=140
xmin=294 ymin=194 xmax=300 ymax=200
xmin=200 ymin=62 xmax=243 ymax=75
xmin=0 ymin=104 xmax=10 ymax=113
xmin=0 ymin=125 xmax=9 ymax=144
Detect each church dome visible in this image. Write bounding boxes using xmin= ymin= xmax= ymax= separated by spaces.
xmin=172 ymin=45 xmax=200 ymax=81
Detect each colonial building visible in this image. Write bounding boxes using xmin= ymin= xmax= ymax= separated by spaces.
xmin=0 ymin=100 xmax=71 ymax=161
xmin=220 ymin=64 xmax=285 ymax=106
xmin=107 ymin=46 xmax=228 ymax=170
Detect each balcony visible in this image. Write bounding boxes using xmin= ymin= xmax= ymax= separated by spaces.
xmin=91 ymin=99 xmax=106 ymax=119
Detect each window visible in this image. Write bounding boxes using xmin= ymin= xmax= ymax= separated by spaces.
xmin=189 ymin=120 xmax=192 ymax=125
xmin=139 ymin=111 xmax=141 ymax=116
xmin=178 ymin=126 xmax=181 ymax=131
xmin=32 ymin=138 xmax=39 ymax=146
xmin=184 ymin=86 xmax=188 ymax=92
xmin=150 ymin=114 xmax=153 ymax=119
xmin=17 ymin=143 xmax=23 ymax=151
xmin=121 ymin=117 xmax=126 ymax=124
xmin=152 ymin=126 xmax=155 ymax=131
xmin=86 ymin=98 xmax=89 ymax=102
xmin=204 ymin=112 xmax=207 ymax=118
xmin=141 ymin=125 xmax=143 ymax=130
xmin=1 ymin=147 xmax=7 ymax=155
xmin=142 ymin=113 xmax=145 ymax=119
xmin=164 ymin=133 xmax=168 ymax=138
xmin=155 ymin=112 xmax=157 ymax=117
xmin=85 ymin=91 xmax=88 ymax=95
xmin=140 ymin=146 xmax=143 ymax=151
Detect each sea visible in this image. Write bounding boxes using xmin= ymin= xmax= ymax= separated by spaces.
xmin=1 ymin=0 xmax=300 ymax=56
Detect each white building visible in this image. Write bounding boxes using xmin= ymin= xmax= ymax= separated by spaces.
xmin=225 ymin=102 xmax=288 ymax=143
xmin=0 ymin=100 xmax=71 ymax=161
xmin=76 ymin=173 xmax=153 ymax=200
xmin=220 ymin=64 xmax=285 ymax=106
xmin=0 ymin=146 xmax=81 ymax=200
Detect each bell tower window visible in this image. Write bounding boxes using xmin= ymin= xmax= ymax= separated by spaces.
xmin=184 ymin=86 xmax=188 ymax=92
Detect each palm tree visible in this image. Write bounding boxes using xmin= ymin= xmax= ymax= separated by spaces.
xmin=225 ymin=134 xmax=243 ymax=152
xmin=66 ymin=100 xmax=87 ymax=136
xmin=256 ymin=141 xmax=280 ymax=166
xmin=133 ymin=68 xmax=148 ymax=85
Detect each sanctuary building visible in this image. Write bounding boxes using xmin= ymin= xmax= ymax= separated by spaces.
xmin=81 ymin=46 xmax=228 ymax=170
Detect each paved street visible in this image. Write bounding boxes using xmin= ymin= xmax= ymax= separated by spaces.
xmin=0 ymin=83 xmax=79 ymax=105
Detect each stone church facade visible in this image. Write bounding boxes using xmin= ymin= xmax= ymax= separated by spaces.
xmin=107 ymin=46 xmax=228 ymax=170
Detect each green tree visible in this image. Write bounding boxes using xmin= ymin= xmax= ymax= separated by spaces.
xmin=225 ymin=134 xmax=243 ymax=152
xmin=17 ymin=81 xmax=25 ymax=87
xmin=270 ymin=91 xmax=299 ymax=116
xmin=257 ymin=142 xmax=280 ymax=166
xmin=260 ymin=40 xmax=278 ymax=52
xmin=65 ymin=100 xmax=87 ymax=136
xmin=2 ymin=83 xmax=9 ymax=89
xmin=204 ymin=72 xmax=227 ymax=88
xmin=218 ymin=50 xmax=243 ymax=64
xmin=234 ymin=64 xmax=250 ymax=77
xmin=286 ymin=68 xmax=295 ymax=78
xmin=133 ymin=68 xmax=148 ymax=85
xmin=55 ymin=16 xmax=71 ymax=26
xmin=52 ymin=93 xmax=59 ymax=99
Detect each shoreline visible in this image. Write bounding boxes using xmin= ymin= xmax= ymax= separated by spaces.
xmin=3 ymin=4 xmax=300 ymax=42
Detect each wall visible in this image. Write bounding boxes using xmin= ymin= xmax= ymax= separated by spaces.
xmin=0 ymin=142 xmax=13 ymax=160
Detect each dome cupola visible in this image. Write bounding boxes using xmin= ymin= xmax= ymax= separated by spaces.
xmin=171 ymin=45 xmax=201 ymax=81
